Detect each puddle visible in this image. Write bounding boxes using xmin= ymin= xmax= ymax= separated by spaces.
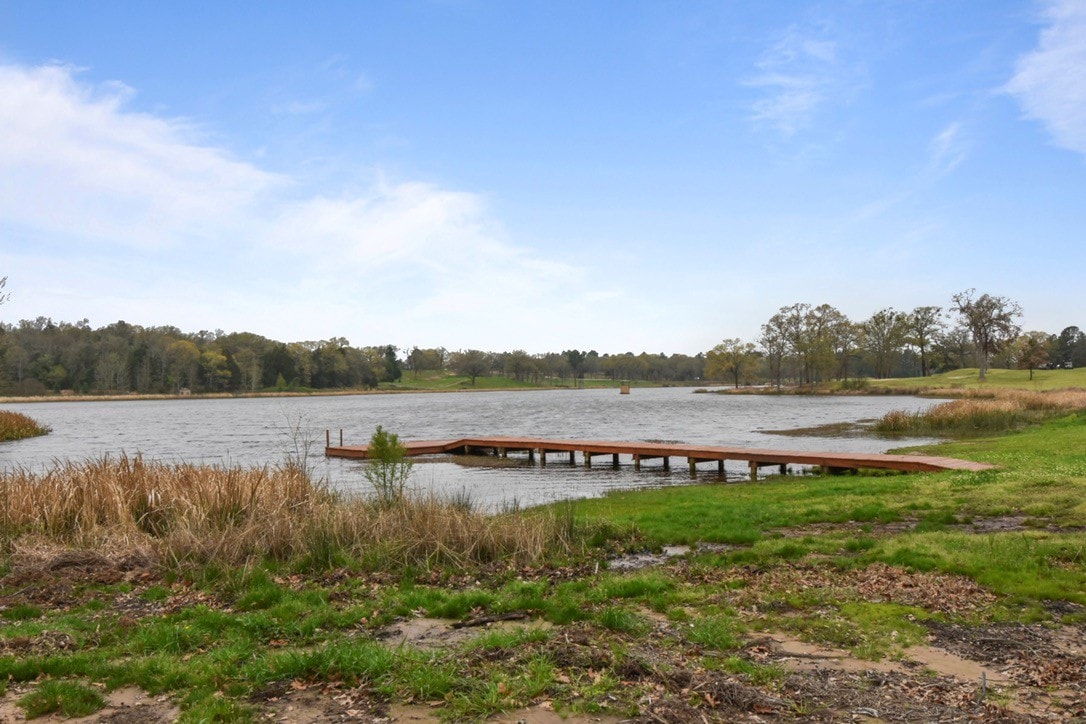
xmin=607 ymin=542 xmax=736 ymax=571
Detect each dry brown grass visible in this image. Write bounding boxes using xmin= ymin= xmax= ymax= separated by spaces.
xmin=0 ymin=456 xmax=579 ymax=570
xmin=0 ymin=410 xmax=51 ymax=441
xmin=876 ymin=388 xmax=1086 ymax=434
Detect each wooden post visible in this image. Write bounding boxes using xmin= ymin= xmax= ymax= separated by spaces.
xmin=662 ymin=457 xmax=670 ymax=471
xmin=749 ymin=461 xmax=760 ymax=481
xmin=325 ymin=429 xmax=330 ymax=448
xmin=688 ymin=458 xmax=697 ymax=476
xmin=584 ymin=451 xmax=591 ymax=468
xmin=339 ymin=429 xmax=343 ymax=446
xmin=539 ymin=450 xmax=546 ymax=466
xmin=569 ymin=451 xmax=575 ymax=465
xmin=612 ymin=453 xmax=619 ymax=468
xmin=718 ymin=460 xmax=725 ymax=476
xmin=527 ymin=449 xmax=534 ymax=462
xmin=634 ymin=455 xmax=641 ymax=471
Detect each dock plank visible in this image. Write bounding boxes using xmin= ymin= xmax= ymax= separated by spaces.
xmin=325 ymin=435 xmax=994 ymax=475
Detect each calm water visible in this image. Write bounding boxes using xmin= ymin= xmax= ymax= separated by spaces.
xmin=0 ymin=388 xmax=940 ymax=508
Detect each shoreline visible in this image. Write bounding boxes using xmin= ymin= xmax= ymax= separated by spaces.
xmin=0 ymin=382 xmax=709 ymax=405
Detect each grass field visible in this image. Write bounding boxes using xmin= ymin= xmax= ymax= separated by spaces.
xmin=1 ymin=382 xmax=1084 ymax=721
xmin=871 ymin=366 xmax=1086 ymax=393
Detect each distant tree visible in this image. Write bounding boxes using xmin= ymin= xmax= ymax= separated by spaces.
xmin=759 ymin=312 xmax=791 ymax=390
xmin=200 ymin=349 xmax=232 ymax=390
xmin=1057 ymin=326 xmax=1086 ymax=369
xmin=165 ymin=339 xmax=201 ymax=391
xmin=905 ymin=306 xmax=944 ymax=377
xmin=564 ymin=349 xmax=586 ymax=378
xmin=450 ymin=349 xmax=490 ymax=385
xmin=503 ymin=349 xmax=533 ymax=381
xmin=705 ymin=338 xmax=760 ymax=388
xmin=382 ymin=345 xmax=402 ymax=382
xmin=861 ymin=308 xmax=908 ymax=379
xmin=951 ymin=289 xmax=1023 ymax=380
xmin=0 ymin=276 xmax=10 ymax=306
xmin=1014 ymin=331 xmax=1052 ymax=380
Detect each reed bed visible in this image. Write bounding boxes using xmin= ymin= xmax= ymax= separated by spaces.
xmin=0 ymin=456 xmax=579 ymax=570
xmin=875 ymin=388 xmax=1086 ymax=435
xmin=0 ymin=410 xmax=51 ymax=441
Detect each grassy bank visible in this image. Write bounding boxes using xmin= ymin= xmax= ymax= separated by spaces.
xmin=0 ymin=410 xmax=50 ymax=441
xmin=873 ymin=387 xmax=1086 ymax=435
xmin=870 ymin=366 xmax=1086 ymax=393
xmin=2 ymin=397 xmax=1085 ymax=720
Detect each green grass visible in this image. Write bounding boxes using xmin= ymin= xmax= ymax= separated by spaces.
xmin=872 ymin=367 xmax=1086 ymax=392
xmin=17 ymin=680 xmax=105 ymax=718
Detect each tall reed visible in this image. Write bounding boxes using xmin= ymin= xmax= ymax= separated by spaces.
xmin=0 ymin=410 xmax=51 ymax=441
xmin=0 ymin=456 xmax=581 ymax=570
xmin=875 ymin=388 xmax=1086 ymax=435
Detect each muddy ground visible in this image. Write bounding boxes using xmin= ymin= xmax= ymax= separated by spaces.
xmin=0 ymin=540 xmax=1083 ymax=723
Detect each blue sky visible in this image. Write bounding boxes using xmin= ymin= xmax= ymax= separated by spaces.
xmin=1 ymin=1 xmax=1083 ymax=355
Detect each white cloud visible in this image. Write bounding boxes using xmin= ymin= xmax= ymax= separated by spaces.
xmin=1006 ymin=0 xmax=1086 ymax=157
xmin=0 ymin=64 xmax=282 ymax=249
xmin=929 ymin=121 xmax=969 ymax=175
xmin=0 ymin=62 xmax=582 ymax=346
xmin=745 ymin=25 xmax=847 ymax=136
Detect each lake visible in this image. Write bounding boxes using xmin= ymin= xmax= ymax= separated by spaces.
xmin=0 ymin=388 xmax=941 ymax=508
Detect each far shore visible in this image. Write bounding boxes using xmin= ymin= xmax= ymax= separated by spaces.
xmin=0 ymin=384 xmax=633 ymax=404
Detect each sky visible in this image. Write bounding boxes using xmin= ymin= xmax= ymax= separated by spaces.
xmin=0 ymin=1 xmax=1083 ymax=355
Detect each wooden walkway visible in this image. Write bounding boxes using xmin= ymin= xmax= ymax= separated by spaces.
xmin=324 ymin=434 xmax=994 ymax=480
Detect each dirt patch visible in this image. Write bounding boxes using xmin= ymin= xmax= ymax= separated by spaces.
xmin=706 ymin=562 xmax=1000 ymax=616
xmin=927 ymin=621 xmax=1086 ymax=691
xmin=375 ymin=615 xmax=551 ymax=651
xmin=770 ymin=515 xmax=1083 ymax=539
xmin=251 ymin=680 xmax=386 ymax=722
xmin=608 ymin=543 xmax=739 ymax=571
xmin=389 ymin=702 xmax=622 ymax=723
xmin=0 ymin=686 xmax=180 ymax=723
xmin=0 ymin=548 xmax=159 ymax=610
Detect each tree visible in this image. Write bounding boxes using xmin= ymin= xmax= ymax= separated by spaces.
xmin=705 ymin=338 xmax=760 ymax=388
xmin=200 ymin=349 xmax=232 ymax=390
xmin=951 ymin=289 xmax=1023 ymax=381
xmin=1014 ymin=331 xmax=1052 ymax=380
xmin=759 ymin=313 xmax=790 ymax=390
xmin=450 ymin=349 xmax=491 ymax=385
xmin=1057 ymin=326 xmax=1086 ymax=369
xmin=0 ymin=276 xmax=9 ymax=306
xmin=905 ymin=306 xmax=944 ymax=377
xmin=861 ymin=308 xmax=908 ymax=379
xmin=165 ymin=339 xmax=201 ymax=391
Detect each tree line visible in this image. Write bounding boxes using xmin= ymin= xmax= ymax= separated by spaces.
xmin=0 ymin=288 xmax=1083 ymax=396
xmin=707 ymin=289 xmax=1086 ymax=388
xmin=0 ymin=318 xmax=709 ymax=395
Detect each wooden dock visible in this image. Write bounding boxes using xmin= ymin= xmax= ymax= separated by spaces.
xmin=324 ymin=434 xmax=994 ymax=480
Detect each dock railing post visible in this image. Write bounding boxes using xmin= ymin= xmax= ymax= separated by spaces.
xmin=325 ymin=429 xmax=330 ymax=449
xmin=340 ymin=429 xmax=343 ymax=446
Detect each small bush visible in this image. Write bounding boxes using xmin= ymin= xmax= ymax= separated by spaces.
xmin=363 ymin=426 xmax=413 ymax=507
